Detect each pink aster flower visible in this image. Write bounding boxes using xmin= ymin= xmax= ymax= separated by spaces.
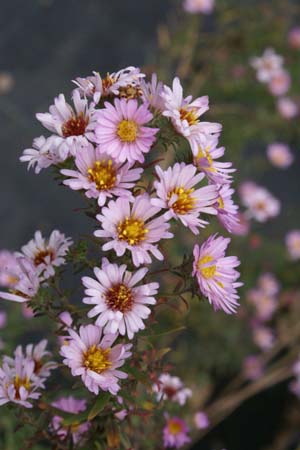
xmin=0 ymin=257 xmax=40 ymax=303
xmin=36 ymin=90 xmax=96 ymax=153
xmin=250 ymin=48 xmax=283 ymax=83
xmin=252 ymin=324 xmax=275 ymax=351
xmin=51 ymin=396 xmax=90 ymax=444
xmin=194 ymin=411 xmax=210 ymax=429
xmin=0 ymin=250 xmax=19 ymax=288
xmin=0 ymin=353 xmax=45 ymax=408
xmin=18 ymin=230 xmax=73 ymax=280
xmin=10 ymin=340 xmax=56 ymax=380
xmin=141 ymin=73 xmax=165 ymax=111
xmin=247 ymin=288 xmax=277 ymax=322
xmin=61 ymin=143 xmax=142 ymax=207
xmin=153 ymin=373 xmax=192 ymax=405
xmin=95 ymin=194 xmax=173 ymax=267
xmin=192 ymin=234 xmax=242 ymax=314
xmin=239 ymin=182 xmax=281 ymax=222
xmin=163 ymin=416 xmax=191 ymax=449
xmin=20 ymin=135 xmax=69 ymax=174
xmin=277 ymin=97 xmax=298 ymax=119
xmin=257 ymin=272 xmax=280 ymax=297
xmin=288 ymin=27 xmax=300 ymax=49
xmin=193 ymin=133 xmax=235 ymax=184
xmin=184 ymin=0 xmax=215 ymax=14
xmin=215 ymin=184 xmax=240 ymax=233
xmin=267 ymin=142 xmax=294 ymax=168
xmin=82 ymin=259 xmax=158 ymax=339
xmin=152 ymin=163 xmax=218 ymax=234
xmin=60 ymin=324 xmax=132 ymax=395
xmin=243 ymin=355 xmax=264 ymax=381
xmin=95 ymin=98 xmax=158 ymax=164
xmin=162 ymin=77 xmax=221 ymax=155
xmin=268 ymin=69 xmax=291 ymax=97
xmin=286 ymin=230 xmax=300 ymax=261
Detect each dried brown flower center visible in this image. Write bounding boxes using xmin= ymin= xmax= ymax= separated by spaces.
xmin=105 ymin=283 xmax=134 ymax=313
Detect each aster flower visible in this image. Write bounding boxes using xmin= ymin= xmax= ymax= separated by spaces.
xmin=194 ymin=411 xmax=210 ymax=429
xmin=162 ymin=77 xmax=221 ymax=155
xmin=267 ymin=142 xmax=294 ymax=169
xmin=268 ymin=69 xmax=291 ymax=97
xmin=163 ymin=416 xmax=191 ymax=449
xmin=36 ymin=90 xmax=96 ymax=153
xmin=0 ymin=353 xmax=45 ymax=408
xmin=288 ymin=27 xmax=300 ymax=49
xmin=286 ymin=230 xmax=300 ymax=260
xmin=251 ymin=323 xmax=275 ymax=351
xmin=250 ymin=48 xmax=283 ymax=83
xmin=257 ymin=272 xmax=280 ymax=297
xmin=82 ymin=260 xmax=158 ymax=339
xmin=193 ymin=133 xmax=235 ymax=184
xmin=215 ymin=184 xmax=240 ymax=233
xmin=95 ymin=194 xmax=173 ymax=267
xmin=61 ymin=143 xmax=142 ymax=207
xmin=51 ymin=396 xmax=90 ymax=444
xmin=0 ymin=250 xmax=20 ymax=288
xmin=239 ymin=181 xmax=281 ymax=222
xmin=141 ymin=73 xmax=165 ymax=111
xmin=0 ymin=257 xmax=40 ymax=303
xmin=18 ymin=230 xmax=73 ymax=280
xmin=153 ymin=373 xmax=192 ymax=405
xmin=183 ymin=0 xmax=215 ymax=14
xmin=192 ymin=234 xmax=242 ymax=314
xmin=20 ymin=135 xmax=69 ymax=174
xmin=73 ymin=71 xmax=102 ymax=104
xmin=277 ymin=97 xmax=298 ymax=119
xmin=60 ymin=324 xmax=132 ymax=395
xmin=95 ymin=98 xmax=158 ymax=164
xmin=247 ymin=288 xmax=277 ymax=322
xmin=151 ymin=163 xmax=218 ymax=234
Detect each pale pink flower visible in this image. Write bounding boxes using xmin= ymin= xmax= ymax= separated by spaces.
xmin=60 ymin=324 xmax=132 ymax=395
xmin=243 ymin=355 xmax=264 ymax=381
xmin=194 ymin=411 xmax=210 ymax=429
xmin=268 ymin=70 xmax=291 ymax=97
xmin=257 ymin=272 xmax=280 ymax=297
xmin=247 ymin=288 xmax=277 ymax=322
xmin=250 ymin=48 xmax=284 ymax=83
xmin=59 ymin=311 xmax=73 ymax=327
xmin=95 ymin=194 xmax=173 ymax=267
xmin=36 ymin=90 xmax=96 ymax=153
xmin=11 ymin=340 xmax=56 ymax=380
xmin=239 ymin=182 xmax=280 ymax=222
xmin=74 ymin=66 xmax=145 ymax=102
xmin=0 ymin=351 xmax=47 ymax=408
xmin=193 ymin=234 xmax=242 ymax=314
xmin=286 ymin=230 xmax=300 ymax=260
xmin=18 ymin=230 xmax=73 ymax=280
xmin=229 ymin=212 xmax=250 ymax=236
xmin=277 ymin=97 xmax=298 ymax=119
xmin=193 ymin=133 xmax=235 ymax=184
xmin=151 ymin=163 xmax=218 ymax=234
xmin=82 ymin=260 xmax=158 ymax=339
xmin=153 ymin=373 xmax=192 ymax=406
xmin=288 ymin=27 xmax=300 ymax=49
xmin=267 ymin=142 xmax=294 ymax=168
xmin=61 ymin=143 xmax=142 ymax=207
xmin=0 ymin=257 xmax=40 ymax=303
xmin=215 ymin=184 xmax=240 ymax=233
xmin=0 ymin=250 xmax=20 ymax=288
xmin=184 ymin=0 xmax=215 ymax=14
xmin=22 ymin=303 xmax=35 ymax=319
xmin=252 ymin=323 xmax=274 ymax=351
xmin=95 ymin=98 xmax=158 ymax=164
xmin=163 ymin=416 xmax=191 ymax=449
xmin=51 ymin=396 xmax=90 ymax=444
xmin=20 ymin=135 xmax=69 ymax=174
xmin=141 ymin=73 xmax=165 ymax=111
xmin=162 ymin=77 xmax=221 ymax=155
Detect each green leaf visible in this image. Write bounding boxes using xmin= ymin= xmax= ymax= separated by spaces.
xmin=87 ymin=392 xmax=111 ymax=421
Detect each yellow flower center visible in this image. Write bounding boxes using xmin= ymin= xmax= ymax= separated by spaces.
xmin=196 ymin=146 xmax=216 ymax=172
xmin=83 ymin=345 xmax=112 ymax=373
xmin=119 ymin=84 xmax=143 ymax=100
xmin=167 ymin=187 xmax=196 ymax=215
xmin=117 ymin=216 xmax=149 ymax=246
xmin=62 ymin=113 xmax=88 ymax=137
xmin=34 ymin=249 xmax=54 ymax=266
xmin=217 ymin=196 xmax=224 ymax=209
xmin=168 ymin=420 xmax=183 ymax=435
xmin=198 ymin=255 xmax=217 ymax=279
xmin=117 ymin=120 xmax=138 ymax=142
xmin=179 ymin=107 xmax=198 ymax=126
xmin=105 ymin=283 xmax=133 ymax=313
xmin=14 ymin=375 xmax=31 ymax=399
xmin=87 ymin=160 xmax=116 ymax=191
